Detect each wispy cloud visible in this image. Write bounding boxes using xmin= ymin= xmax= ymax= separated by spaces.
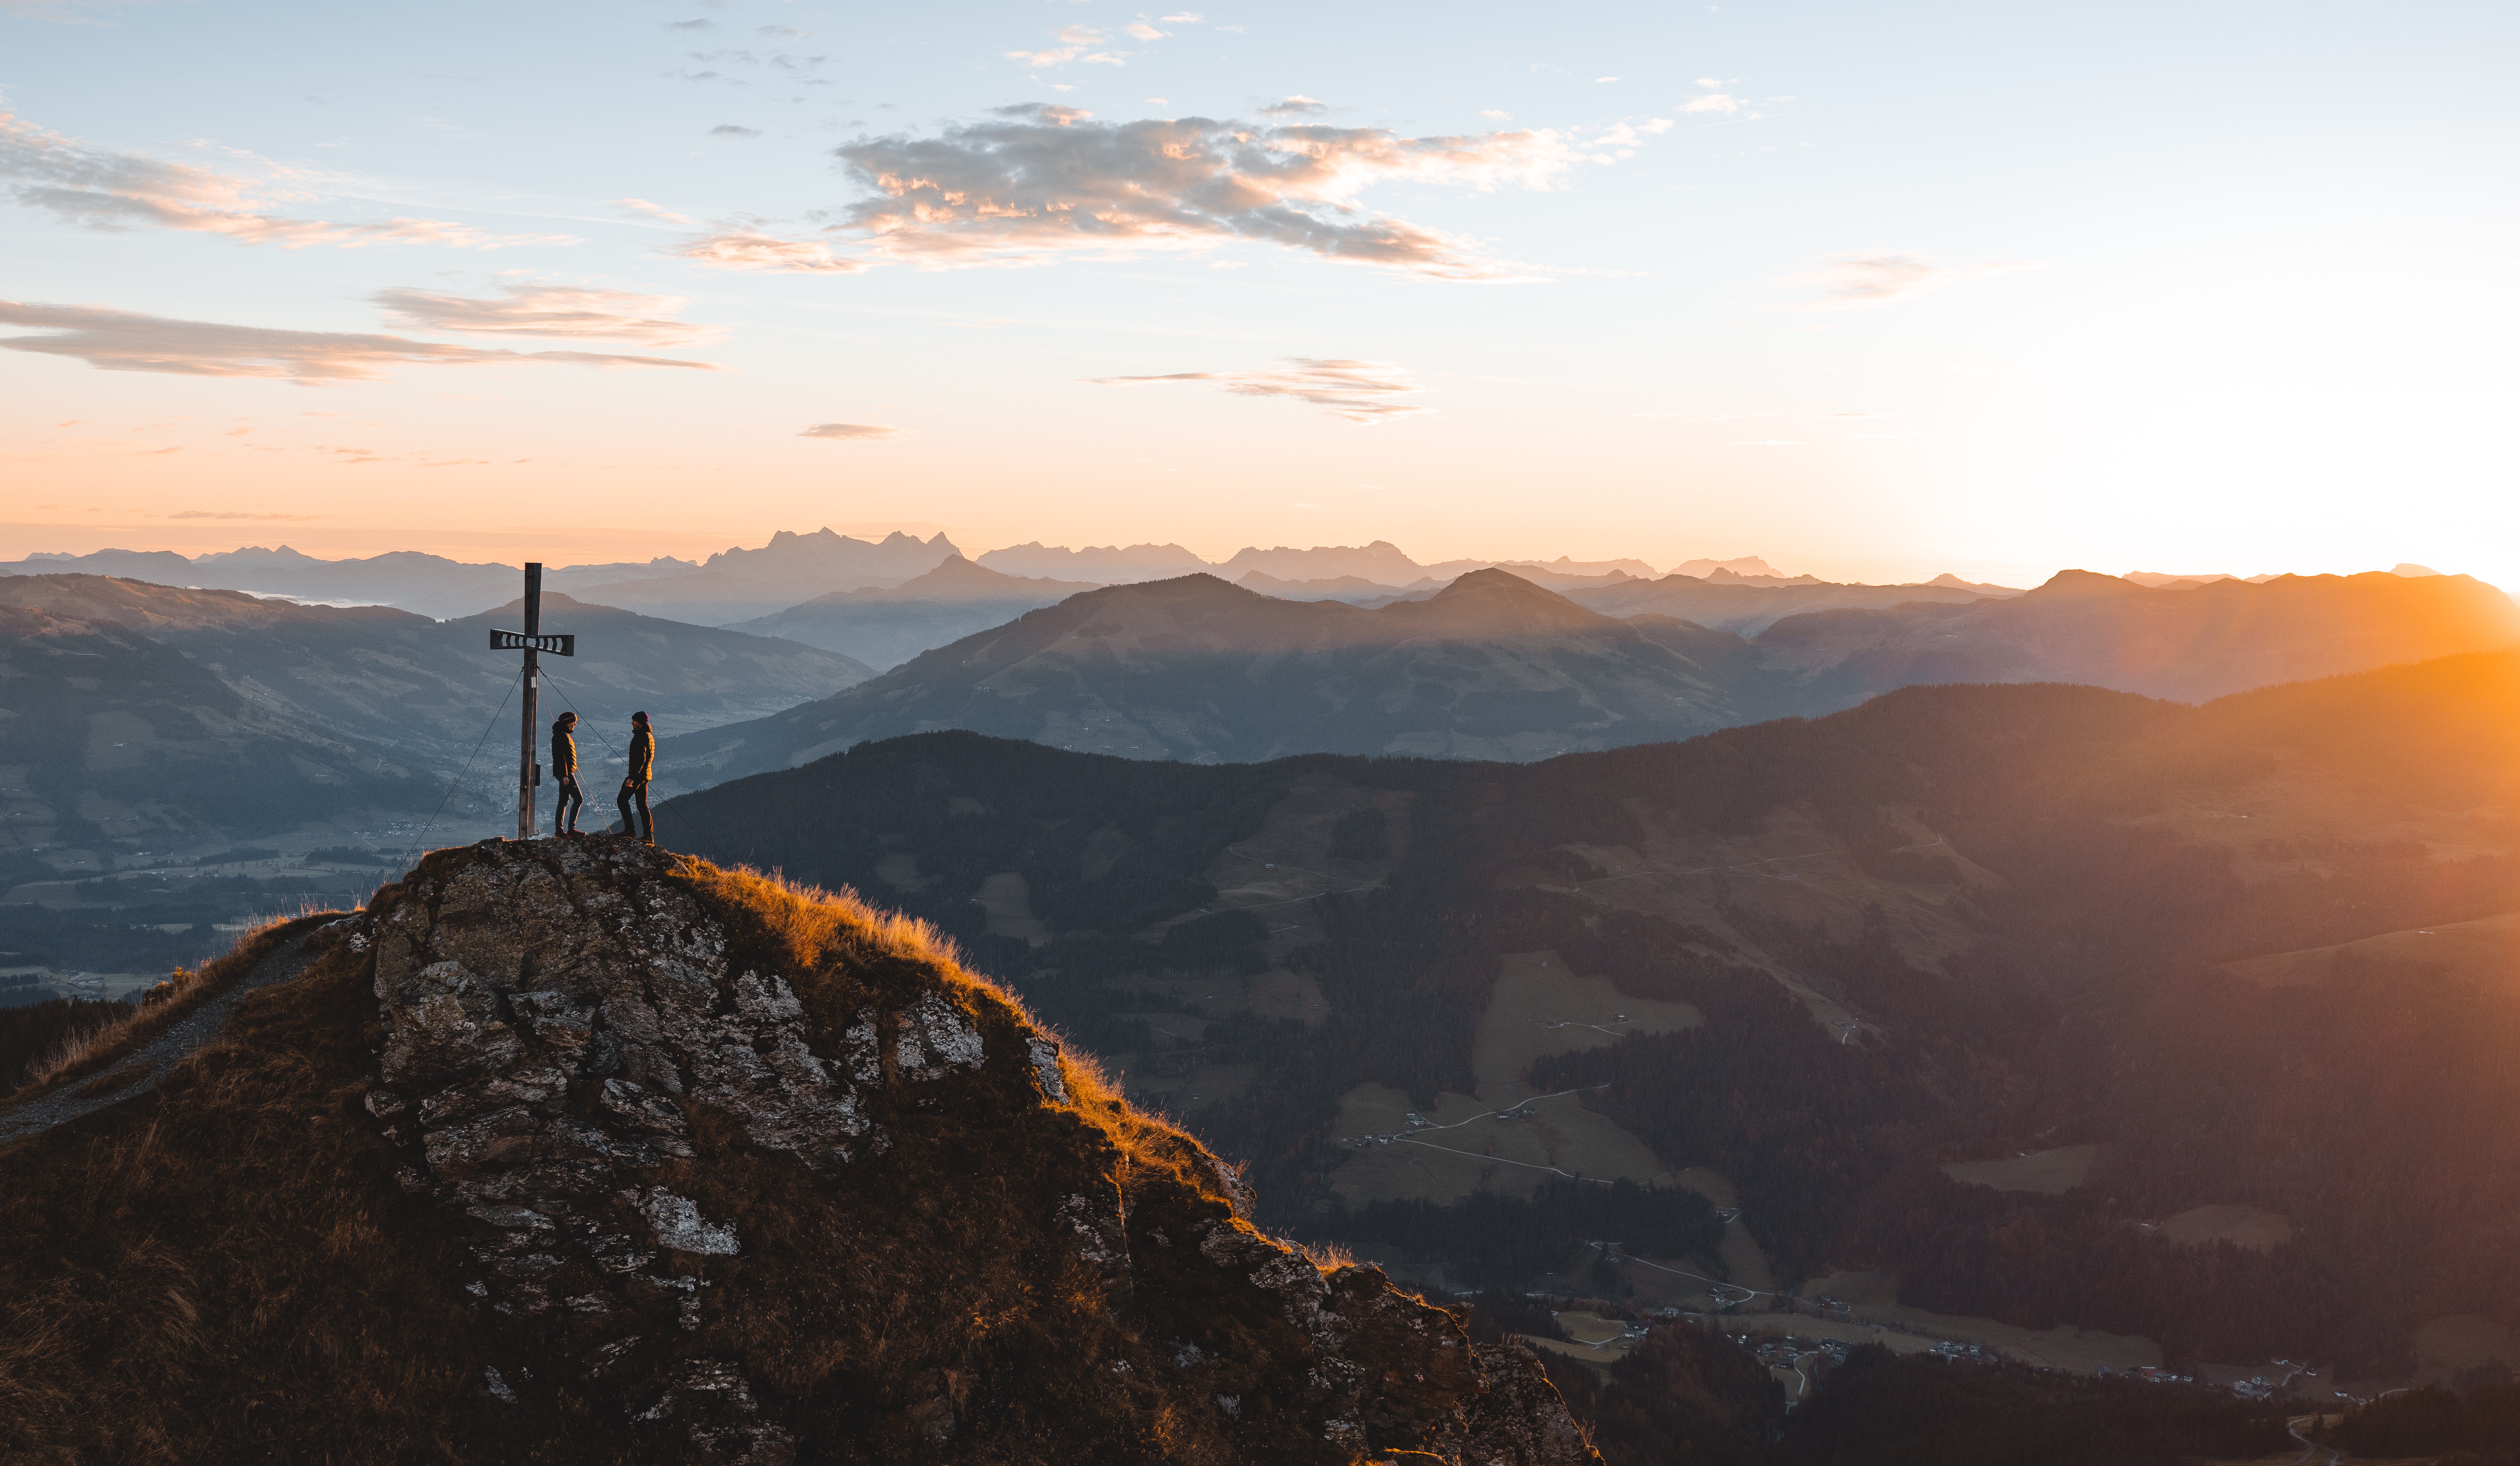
xmin=0 ymin=109 xmax=577 ymax=250
xmin=709 ymin=124 xmax=763 ymax=139
xmin=1682 ymin=94 xmax=1741 ymax=114
xmin=615 ymin=196 xmax=692 ymax=225
xmin=1122 ymin=21 xmax=1165 ymax=40
xmin=1259 ymin=95 xmax=1327 ymax=116
xmin=1008 ymin=24 xmax=1127 ymax=67
xmin=800 ymin=422 xmax=901 ymax=440
xmin=1088 ymin=357 xmax=1426 ymax=423
xmin=0 ymin=299 xmax=722 ymax=382
xmin=667 ymin=229 xmax=865 ymax=272
xmin=809 ymin=103 xmax=1610 ymax=279
xmin=1785 ymin=254 xmax=2036 ymax=311
xmin=370 ymin=283 xmax=712 ymax=345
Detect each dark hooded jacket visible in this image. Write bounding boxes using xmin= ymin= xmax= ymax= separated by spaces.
xmin=626 ymin=721 xmax=655 ymax=783
xmin=551 ymin=718 xmax=578 ymax=777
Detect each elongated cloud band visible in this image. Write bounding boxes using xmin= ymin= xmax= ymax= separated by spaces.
xmin=671 ymin=103 xmax=1648 ymax=280
xmin=0 ymin=300 xmax=721 ymax=382
xmin=0 ymin=110 xmax=576 ymax=250
xmin=1090 ymin=357 xmax=1425 ymax=422
xmin=800 ymin=422 xmax=901 ymax=440
xmin=667 ymin=230 xmax=866 ymax=272
xmin=372 ymin=284 xmax=711 ymax=345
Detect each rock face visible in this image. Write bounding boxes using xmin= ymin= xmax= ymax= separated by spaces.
xmin=352 ymin=838 xmax=1595 ymax=1464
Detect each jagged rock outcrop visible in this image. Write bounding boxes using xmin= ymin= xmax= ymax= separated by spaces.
xmin=342 ymin=837 xmax=1595 ymax=1464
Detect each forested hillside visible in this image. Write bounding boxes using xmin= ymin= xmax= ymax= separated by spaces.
xmin=660 ymin=650 xmax=2520 ymax=1379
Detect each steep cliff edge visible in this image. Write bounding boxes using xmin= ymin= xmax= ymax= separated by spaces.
xmin=0 ymin=837 xmax=1592 ymax=1465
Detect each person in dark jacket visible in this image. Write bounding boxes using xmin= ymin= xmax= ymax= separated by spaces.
xmin=550 ymin=710 xmax=584 ymax=837
xmin=618 ymin=710 xmax=656 ymax=845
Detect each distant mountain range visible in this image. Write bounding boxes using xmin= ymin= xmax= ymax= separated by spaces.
xmin=663 ymin=565 xmax=2520 ymax=782
xmin=0 ymin=575 xmax=868 ymax=884
xmin=566 ymin=529 xmax=968 ymax=625
xmin=1747 ymin=567 xmax=2518 ymax=704
xmin=0 ymin=545 xmax=701 ymax=621
xmin=1563 ymin=572 xmax=1999 ymax=633
xmin=731 ymin=556 xmax=1099 ymax=670
xmin=1 ymin=533 xmax=2033 ymax=627
xmin=665 ymin=569 xmax=1771 ymax=777
xmin=973 ymin=541 xmax=1216 ymax=582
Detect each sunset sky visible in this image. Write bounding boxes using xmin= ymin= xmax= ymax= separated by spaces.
xmin=3 ymin=0 xmax=2512 ymax=587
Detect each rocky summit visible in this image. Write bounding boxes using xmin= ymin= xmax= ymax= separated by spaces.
xmin=0 ymin=836 xmax=1594 ymax=1466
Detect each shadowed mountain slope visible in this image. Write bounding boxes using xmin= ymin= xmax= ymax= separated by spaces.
xmin=1753 ymin=567 xmax=2520 ymax=707
xmin=662 ymin=566 xmax=2520 ymax=785
xmin=0 ymin=839 xmax=1594 ymax=1465
xmin=0 ymin=578 xmax=869 ymax=919
xmin=1564 ymin=574 xmax=2002 ymax=634
xmin=653 ymin=651 xmax=2520 ymax=1378
xmin=663 ymin=569 xmax=1773 ymax=780
xmin=0 ymin=602 xmax=432 ymax=850
xmin=0 ymin=577 xmax=869 ymax=772
xmin=733 ymin=556 xmax=1101 ymax=671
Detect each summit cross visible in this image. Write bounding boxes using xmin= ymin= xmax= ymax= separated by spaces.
xmin=488 ymin=562 xmax=576 ymax=841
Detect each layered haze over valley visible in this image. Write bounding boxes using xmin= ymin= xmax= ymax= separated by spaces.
xmin=5 ymin=0 xmax=2516 ymax=1461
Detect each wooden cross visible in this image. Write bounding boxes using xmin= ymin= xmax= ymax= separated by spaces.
xmin=488 ymin=562 xmax=576 ymax=841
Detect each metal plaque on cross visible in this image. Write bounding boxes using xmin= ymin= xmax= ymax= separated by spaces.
xmin=489 ymin=630 xmax=577 ymax=656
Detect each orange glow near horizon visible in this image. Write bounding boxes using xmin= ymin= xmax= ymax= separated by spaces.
xmin=1 ymin=2 xmax=2510 ymax=593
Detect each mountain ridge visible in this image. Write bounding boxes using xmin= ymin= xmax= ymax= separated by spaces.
xmin=664 ymin=570 xmax=1769 ymax=776
xmin=0 ymin=839 xmax=1597 ymax=1464
xmin=732 ymin=557 xmax=1105 ymax=670
xmin=663 ymin=566 xmax=2520 ymax=782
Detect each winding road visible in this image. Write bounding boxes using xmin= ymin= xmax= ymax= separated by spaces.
xmin=2284 ymin=1415 xmax=2341 ymax=1466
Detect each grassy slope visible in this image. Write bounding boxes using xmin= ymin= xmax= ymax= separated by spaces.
xmin=0 ymin=908 xmax=520 ymax=1463
xmin=0 ymin=849 xmax=1495 ymax=1465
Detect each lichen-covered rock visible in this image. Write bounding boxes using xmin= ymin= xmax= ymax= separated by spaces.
xmin=339 ymin=837 xmax=1595 ymax=1464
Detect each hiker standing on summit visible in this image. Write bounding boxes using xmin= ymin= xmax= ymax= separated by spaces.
xmin=550 ymin=711 xmax=584 ymax=837
xmin=618 ymin=710 xmax=656 ymax=845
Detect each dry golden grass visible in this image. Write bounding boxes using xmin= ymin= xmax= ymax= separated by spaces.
xmin=1290 ymin=1236 xmax=1358 ymax=1273
xmin=674 ymin=857 xmax=1225 ymax=1197
xmin=0 ymin=913 xmax=510 ymax=1463
xmin=8 ymin=909 xmax=335 ymax=1104
xmin=0 ymin=845 xmax=1474 ymax=1464
xmin=17 ymin=1014 xmax=121 ymax=1093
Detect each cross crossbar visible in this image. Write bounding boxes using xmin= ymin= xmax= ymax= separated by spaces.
xmin=490 ymin=630 xmax=576 ymax=656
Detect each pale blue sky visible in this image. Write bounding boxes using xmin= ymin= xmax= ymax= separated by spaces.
xmin=3 ymin=0 xmax=2513 ymax=585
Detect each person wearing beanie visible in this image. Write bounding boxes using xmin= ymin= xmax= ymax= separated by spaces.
xmin=550 ymin=710 xmax=584 ymax=837
xmin=618 ymin=710 xmax=656 ymax=845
